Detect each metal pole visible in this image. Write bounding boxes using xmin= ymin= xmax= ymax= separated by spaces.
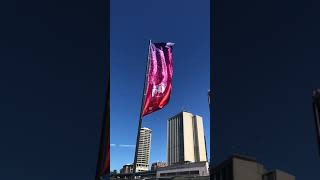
xmin=132 ymin=40 xmax=152 ymax=179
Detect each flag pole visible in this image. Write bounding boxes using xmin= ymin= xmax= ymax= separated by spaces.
xmin=132 ymin=40 xmax=152 ymax=179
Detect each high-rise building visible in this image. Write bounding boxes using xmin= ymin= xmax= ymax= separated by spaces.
xmin=210 ymin=154 xmax=295 ymax=180
xmin=313 ymin=89 xmax=320 ymax=155
xmin=135 ymin=127 xmax=152 ymax=172
xmin=167 ymin=111 xmax=207 ymax=165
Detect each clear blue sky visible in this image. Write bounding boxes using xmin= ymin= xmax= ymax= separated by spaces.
xmin=110 ymin=0 xmax=210 ymax=171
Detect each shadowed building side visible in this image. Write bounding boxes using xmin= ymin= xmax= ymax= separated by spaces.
xmin=211 ymin=154 xmax=295 ymax=180
xmin=263 ymin=170 xmax=295 ymax=180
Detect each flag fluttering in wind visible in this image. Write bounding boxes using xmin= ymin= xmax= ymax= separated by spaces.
xmin=133 ymin=40 xmax=174 ymax=175
xmin=141 ymin=42 xmax=174 ymax=117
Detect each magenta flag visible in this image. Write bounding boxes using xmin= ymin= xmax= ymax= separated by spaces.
xmin=141 ymin=42 xmax=174 ymax=117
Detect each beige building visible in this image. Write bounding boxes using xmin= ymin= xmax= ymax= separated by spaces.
xmin=135 ymin=127 xmax=152 ymax=172
xmin=211 ymin=154 xmax=295 ymax=180
xmin=167 ymin=111 xmax=207 ymax=165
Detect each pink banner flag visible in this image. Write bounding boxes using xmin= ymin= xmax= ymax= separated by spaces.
xmin=141 ymin=42 xmax=174 ymax=117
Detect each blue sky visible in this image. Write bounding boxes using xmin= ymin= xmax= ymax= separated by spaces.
xmin=110 ymin=0 xmax=210 ymax=171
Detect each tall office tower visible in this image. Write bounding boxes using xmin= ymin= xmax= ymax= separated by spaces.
xmin=313 ymin=89 xmax=320 ymax=156
xmin=167 ymin=111 xmax=207 ymax=165
xmin=135 ymin=127 xmax=152 ymax=172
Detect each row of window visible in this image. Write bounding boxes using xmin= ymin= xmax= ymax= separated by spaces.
xmin=136 ymin=164 xmax=148 ymax=167
xmin=160 ymin=170 xmax=199 ymax=177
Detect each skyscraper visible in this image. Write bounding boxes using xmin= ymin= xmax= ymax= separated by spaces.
xmin=167 ymin=111 xmax=207 ymax=165
xmin=135 ymin=127 xmax=152 ymax=172
xmin=312 ymin=89 xmax=320 ymax=156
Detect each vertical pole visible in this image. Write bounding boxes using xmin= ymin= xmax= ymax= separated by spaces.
xmin=132 ymin=40 xmax=152 ymax=179
xmin=132 ymin=117 xmax=143 ymax=179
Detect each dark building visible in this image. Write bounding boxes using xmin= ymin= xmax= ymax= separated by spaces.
xmin=210 ymin=154 xmax=295 ymax=180
xmin=262 ymin=170 xmax=295 ymax=180
xmin=151 ymin=161 xmax=168 ymax=171
xmin=120 ymin=164 xmax=133 ymax=174
xmin=312 ymin=89 xmax=320 ymax=155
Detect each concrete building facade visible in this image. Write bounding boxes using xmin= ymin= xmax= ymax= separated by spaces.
xmin=167 ymin=111 xmax=207 ymax=165
xmin=263 ymin=170 xmax=295 ymax=180
xmin=210 ymin=154 xmax=295 ymax=180
xmin=135 ymin=127 xmax=152 ymax=172
xmin=156 ymin=161 xmax=209 ymax=179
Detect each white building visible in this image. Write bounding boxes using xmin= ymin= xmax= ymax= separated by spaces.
xmin=156 ymin=161 xmax=209 ymax=179
xmin=135 ymin=127 xmax=152 ymax=172
xmin=167 ymin=111 xmax=207 ymax=165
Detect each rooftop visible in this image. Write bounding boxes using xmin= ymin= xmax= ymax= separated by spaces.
xmin=229 ymin=153 xmax=257 ymax=162
xmin=210 ymin=154 xmax=257 ymax=170
xmin=168 ymin=111 xmax=203 ymax=120
xmin=141 ymin=127 xmax=152 ymax=131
